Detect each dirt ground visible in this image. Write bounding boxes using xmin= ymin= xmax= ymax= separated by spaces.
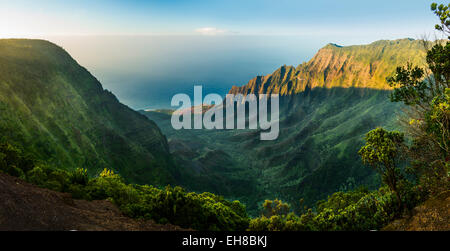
xmin=383 ymin=190 xmax=450 ymax=231
xmin=0 ymin=173 xmax=187 ymax=231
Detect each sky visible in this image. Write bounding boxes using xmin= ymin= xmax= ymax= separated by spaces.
xmin=0 ymin=0 xmax=442 ymax=109
xmin=0 ymin=0 xmax=438 ymax=37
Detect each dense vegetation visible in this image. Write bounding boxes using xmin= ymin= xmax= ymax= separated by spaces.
xmin=248 ymin=186 xmax=425 ymax=231
xmin=0 ymin=142 xmax=249 ymax=231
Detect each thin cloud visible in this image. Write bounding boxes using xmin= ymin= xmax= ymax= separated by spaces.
xmin=195 ymin=27 xmax=235 ymax=36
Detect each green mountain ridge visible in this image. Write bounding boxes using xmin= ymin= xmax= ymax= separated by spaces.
xmin=145 ymin=38 xmax=427 ymax=214
xmin=0 ymin=39 xmax=177 ymax=185
xmin=229 ymin=38 xmax=427 ymax=96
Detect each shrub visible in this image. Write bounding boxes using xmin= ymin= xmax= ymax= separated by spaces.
xmin=248 ymin=185 xmax=424 ymax=231
xmin=69 ymin=168 xmax=89 ymax=186
xmin=123 ymin=186 xmax=250 ymax=231
xmin=26 ymin=166 xmax=48 ymax=186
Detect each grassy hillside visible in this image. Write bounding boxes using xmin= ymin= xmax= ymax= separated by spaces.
xmin=0 ymin=39 xmax=177 ymax=185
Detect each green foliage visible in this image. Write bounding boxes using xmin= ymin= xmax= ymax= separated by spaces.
xmin=409 ymin=88 xmax=450 ymax=195
xmin=0 ymin=141 xmax=249 ymax=231
xmin=426 ymin=42 xmax=450 ymax=87
xmin=69 ymin=168 xmax=89 ymax=186
xmin=388 ymin=41 xmax=449 ymax=108
xmin=358 ymin=128 xmax=405 ymax=171
xmin=387 ymin=38 xmax=448 ymax=122
xmin=248 ymin=185 xmax=425 ymax=231
xmin=0 ymin=142 xmax=34 ymax=178
xmin=386 ymin=5 xmax=450 ymax=196
xmin=88 ymin=180 xmax=249 ymax=231
xmin=262 ymin=199 xmax=290 ymax=217
xmin=425 ymin=88 xmax=450 ymax=154
xmin=431 ymin=2 xmax=450 ymax=37
xmin=358 ymin=128 xmax=406 ymax=203
xmin=121 ymin=186 xmax=249 ymax=231
xmin=387 ymin=63 xmax=429 ymax=106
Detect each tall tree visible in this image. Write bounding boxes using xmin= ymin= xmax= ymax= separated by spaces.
xmin=359 ymin=128 xmax=406 ymax=207
xmin=386 ymin=2 xmax=450 ymax=195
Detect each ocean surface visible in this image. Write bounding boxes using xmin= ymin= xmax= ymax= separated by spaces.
xmin=47 ymin=35 xmax=378 ymax=109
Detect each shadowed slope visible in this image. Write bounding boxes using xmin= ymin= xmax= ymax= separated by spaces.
xmin=0 ymin=39 xmax=177 ymax=185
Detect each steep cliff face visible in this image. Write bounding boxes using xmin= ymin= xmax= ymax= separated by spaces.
xmin=0 ymin=39 xmax=177 ymax=185
xmin=230 ymin=39 xmax=426 ymax=96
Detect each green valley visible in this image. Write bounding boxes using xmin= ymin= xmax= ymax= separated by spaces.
xmin=143 ymin=39 xmax=428 ymax=215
